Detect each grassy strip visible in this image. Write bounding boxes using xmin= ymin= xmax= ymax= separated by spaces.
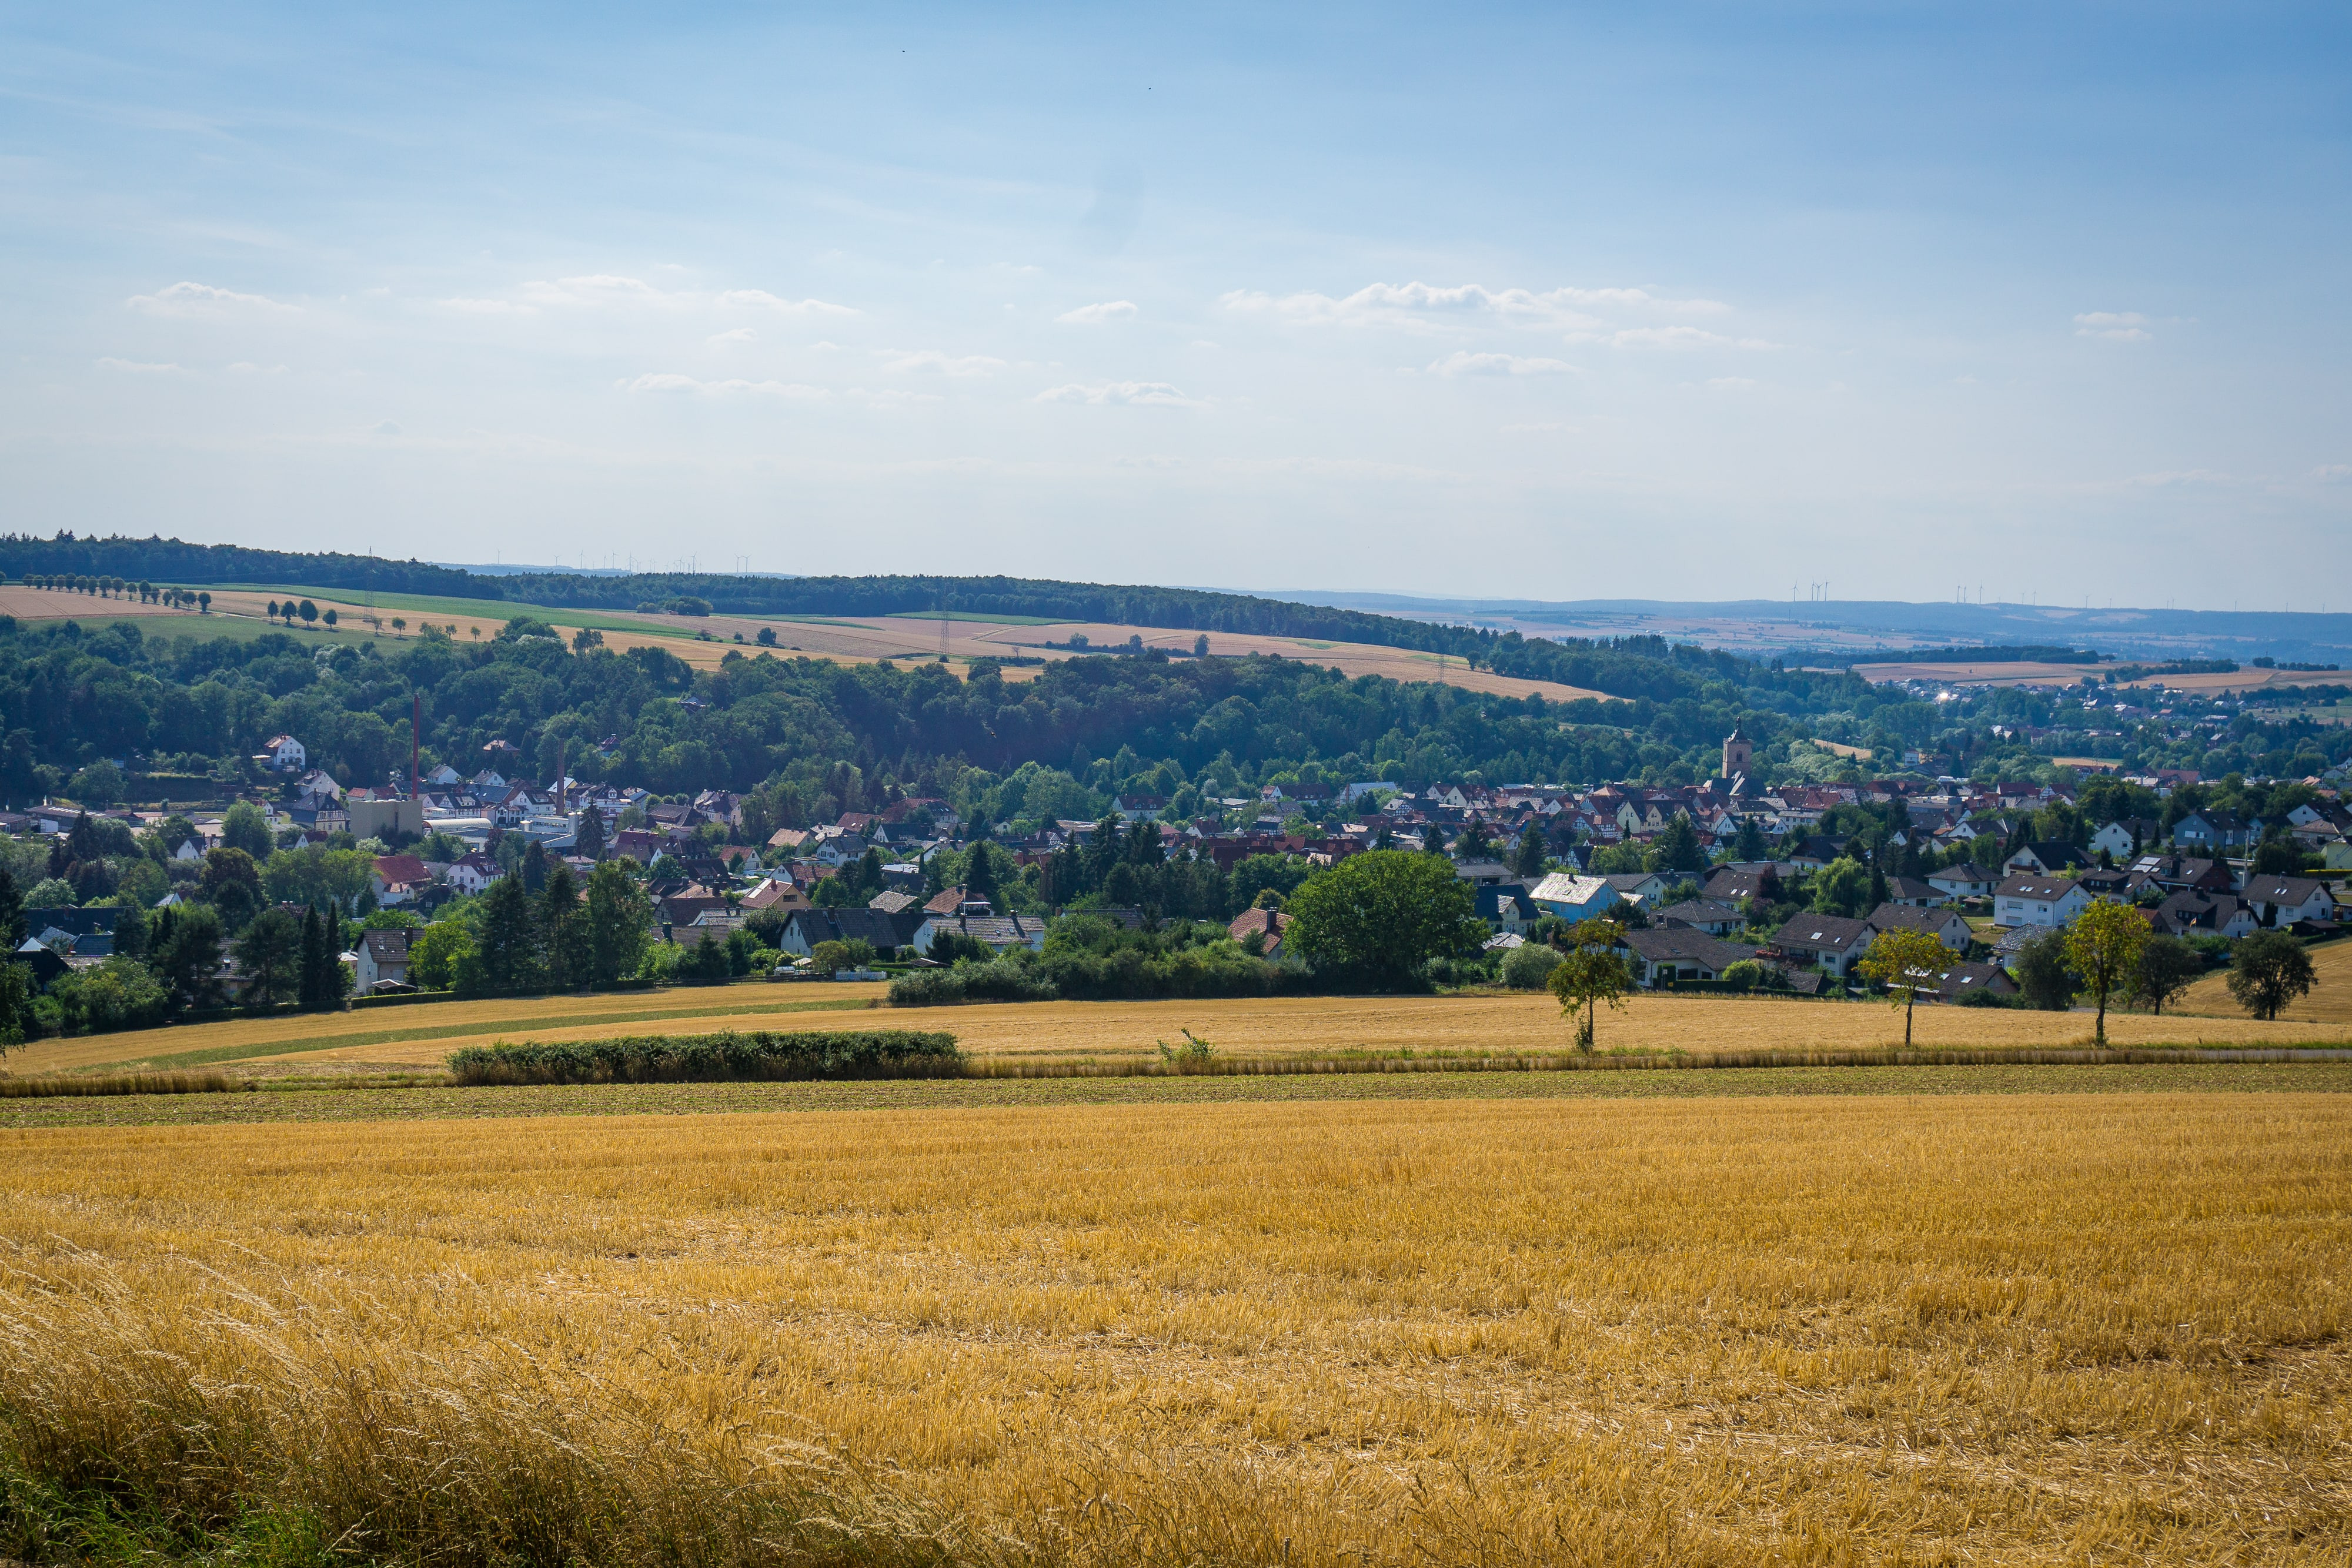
xmin=0 ymin=1069 xmax=245 ymax=1098
xmin=2 ymin=1062 xmax=2347 ymax=1128
xmin=0 ymin=1455 xmax=341 ymax=1568
xmin=449 ymin=1029 xmax=960 ymax=1085
xmin=122 ymin=995 xmax=878 ymax=1070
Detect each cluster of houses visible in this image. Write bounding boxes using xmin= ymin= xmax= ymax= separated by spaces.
xmin=15 ymin=721 xmax=2347 ymax=998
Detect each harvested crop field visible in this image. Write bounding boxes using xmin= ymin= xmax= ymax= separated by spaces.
xmin=24 ymin=987 xmax=2346 ymax=1078
xmin=0 ymin=1059 xmax=2346 ymax=1128
xmin=2176 ymin=938 xmax=2352 ymax=1024
xmin=2 ymin=981 xmax=890 ymax=1074
xmin=2 ymin=1090 xmax=2344 ymax=1565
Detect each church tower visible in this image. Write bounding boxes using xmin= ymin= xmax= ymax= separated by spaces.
xmin=1721 ymin=723 xmax=1752 ymax=780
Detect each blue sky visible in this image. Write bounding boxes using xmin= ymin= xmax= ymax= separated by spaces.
xmin=2 ymin=3 xmax=2346 ymax=607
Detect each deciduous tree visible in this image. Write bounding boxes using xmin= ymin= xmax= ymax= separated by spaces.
xmin=1857 ymin=927 xmax=1949 ymax=1047
xmin=2063 ymin=900 xmax=2150 ymax=1045
xmin=2227 ymin=931 xmax=2316 ymax=1022
xmin=1285 ymin=850 xmax=1482 ymax=991
xmin=1546 ymin=920 xmax=1633 ymax=1051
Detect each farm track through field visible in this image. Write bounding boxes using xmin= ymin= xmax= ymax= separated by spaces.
xmin=2 ymin=1061 xmax=2347 ymax=1126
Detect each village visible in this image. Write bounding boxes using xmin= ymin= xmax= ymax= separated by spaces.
xmin=13 ymin=715 xmax=2343 ymax=1015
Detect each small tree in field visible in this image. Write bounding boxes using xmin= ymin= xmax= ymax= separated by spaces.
xmin=2063 ymin=900 xmax=2149 ymax=1045
xmin=2227 ymin=931 xmax=2317 ymax=1022
xmin=2130 ymin=934 xmax=2203 ymax=1017
xmin=1546 ymin=919 xmax=1633 ymax=1052
xmin=1857 ymin=927 xmax=1948 ymax=1047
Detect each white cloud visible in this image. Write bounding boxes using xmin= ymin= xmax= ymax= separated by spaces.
xmin=1220 ymin=280 xmax=1727 ymax=331
xmin=226 ymin=362 xmax=289 ymax=374
xmin=624 ymin=373 xmax=832 ymax=400
xmin=1570 ymin=325 xmax=1779 ymax=351
xmin=524 ymin=274 xmax=667 ymax=306
xmin=716 ymin=289 xmax=857 ymax=316
xmin=1427 ymin=350 xmax=1575 ymax=377
xmin=1501 ymin=421 xmax=1575 ymax=433
xmin=96 ymin=357 xmax=188 ymax=375
xmin=1035 ymin=380 xmax=1202 ymax=407
xmin=373 ymin=420 xmax=403 ymax=436
xmin=126 ymin=281 xmax=291 ymax=316
xmin=439 ymin=297 xmax=536 ymax=315
xmin=1704 ymin=376 xmax=1759 ymax=390
xmin=2074 ymin=311 xmax=2151 ymax=342
xmin=707 ymin=327 xmax=758 ymax=344
xmin=2315 ymin=464 xmax=2352 ymax=483
xmin=1057 ymin=300 xmax=1139 ymax=325
xmin=880 ymin=349 xmax=1006 ymax=376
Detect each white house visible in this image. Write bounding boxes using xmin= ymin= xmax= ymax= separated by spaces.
xmin=2089 ymin=821 xmax=2138 ymax=860
xmin=1864 ymin=904 xmax=1974 ymax=952
xmin=354 ymin=928 xmax=410 ymax=991
xmin=260 ymin=734 xmax=306 ymax=772
xmin=910 ymin=912 xmax=1047 ymax=958
xmin=1992 ymin=875 xmax=2093 ymax=928
xmin=447 ymin=852 xmax=504 ymax=895
xmin=2239 ymin=875 xmax=2340 ymax=930
xmin=1527 ymin=872 xmax=1622 ymax=924
xmin=1929 ymin=865 xmax=1997 ymax=901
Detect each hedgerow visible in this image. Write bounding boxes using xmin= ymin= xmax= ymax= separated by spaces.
xmin=447 ymin=1028 xmax=960 ymax=1085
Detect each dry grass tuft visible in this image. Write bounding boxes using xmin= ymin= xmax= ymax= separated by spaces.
xmin=0 ymin=1068 xmax=244 ymax=1098
xmin=0 ymin=1092 xmax=2346 ymax=1564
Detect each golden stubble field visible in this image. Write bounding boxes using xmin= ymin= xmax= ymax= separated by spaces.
xmin=2177 ymin=937 xmax=2352 ymax=1025
xmin=12 ymin=984 xmax=2349 ymax=1079
xmin=1 ymin=1092 xmax=2344 ymax=1566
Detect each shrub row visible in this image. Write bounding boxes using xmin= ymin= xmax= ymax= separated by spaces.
xmin=888 ymin=959 xmax=1060 ymax=1007
xmin=446 ymin=1029 xmax=961 ymax=1085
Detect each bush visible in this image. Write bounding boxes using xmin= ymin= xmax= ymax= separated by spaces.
xmin=1502 ymin=943 xmax=1562 ymax=989
xmin=1717 ymin=959 xmax=1766 ymax=992
xmin=1953 ymin=987 xmax=2013 ymax=1008
xmin=447 ymin=1029 xmax=961 ymax=1085
xmin=888 ymin=958 xmax=1059 ymax=1007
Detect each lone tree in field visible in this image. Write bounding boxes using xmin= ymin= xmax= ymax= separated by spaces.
xmin=1857 ymin=927 xmax=1949 ymax=1047
xmin=2227 ymin=931 xmax=2317 ymax=1022
xmin=2130 ymin=934 xmax=2203 ymax=1017
xmin=2063 ymin=900 xmax=2150 ymax=1045
xmin=1285 ymin=849 xmax=1481 ymax=991
xmin=1546 ymin=919 xmax=1633 ymax=1052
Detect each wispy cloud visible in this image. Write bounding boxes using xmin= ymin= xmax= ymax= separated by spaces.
xmin=2316 ymin=464 xmax=2352 ymax=483
xmin=439 ymin=296 xmax=536 ymax=315
xmin=707 ymin=327 xmax=757 ymax=344
xmin=2074 ymin=311 xmax=2150 ymax=342
xmin=1221 ymin=280 xmax=1727 ymax=332
xmin=1035 ymin=380 xmax=1202 ymax=406
xmin=1704 ymin=376 xmax=1759 ymax=390
xmin=513 ymin=278 xmax=856 ymax=316
xmin=1570 ymin=325 xmax=1779 ymax=350
xmin=624 ymin=373 xmax=831 ymax=400
xmin=1427 ymin=350 xmax=1575 ymax=377
xmin=1057 ymin=300 xmax=1139 ymax=324
xmin=622 ymin=374 xmax=932 ymax=408
xmin=880 ymin=349 xmax=1005 ymax=376
xmin=96 ymin=357 xmax=188 ymax=374
xmin=126 ymin=281 xmax=292 ymax=316
xmin=717 ymin=289 xmax=857 ymax=316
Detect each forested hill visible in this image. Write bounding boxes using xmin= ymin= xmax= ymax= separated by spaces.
xmin=0 ymin=535 xmax=485 ymax=601
xmin=0 ymin=535 xmax=1769 ymax=698
xmin=0 ymin=612 xmax=1907 ymax=825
